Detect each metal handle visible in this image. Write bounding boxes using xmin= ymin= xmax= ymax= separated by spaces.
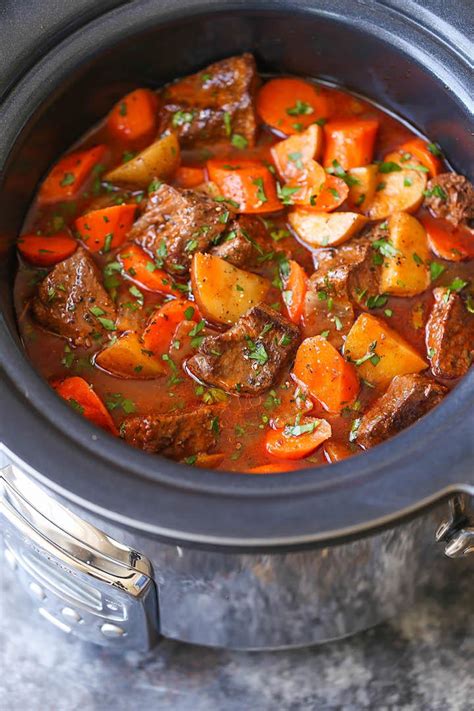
xmin=0 ymin=463 xmax=159 ymax=649
xmin=436 ymin=495 xmax=474 ymax=558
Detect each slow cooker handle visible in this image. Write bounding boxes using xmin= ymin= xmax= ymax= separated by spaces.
xmin=436 ymin=495 xmax=474 ymax=558
xmin=0 ymin=464 xmax=159 ymax=649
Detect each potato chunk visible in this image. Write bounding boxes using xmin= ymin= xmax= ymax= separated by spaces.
xmin=379 ymin=212 xmax=430 ymax=296
xmin=366 ymin=152 xmax=427 ymax=220
xmin=347 ymin=164 xmax=378 ymax=209
xmin=191 ymin=253 xmax=270 ymax=324
xmin=105 ymin=134 xmax=180 ymax=187
xmin=288 ymin=209 xmax=368 ymax=247
xmin=343 ymin=313 xmax=428 ymax=386
xmin=95 ymin=332 xmax=166 ymax=378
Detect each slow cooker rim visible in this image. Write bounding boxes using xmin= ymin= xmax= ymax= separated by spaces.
xmin=1 ymin=0 xmax=473 ymax=547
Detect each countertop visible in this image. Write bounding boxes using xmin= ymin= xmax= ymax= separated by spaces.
xmin=1 ymin=557 xmax=473 ymax=710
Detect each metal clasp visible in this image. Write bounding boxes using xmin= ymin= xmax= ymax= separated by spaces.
xmin=436 ymin=495 xmax=474 ymax=558
xmin=0 ymin=463 xmax=159 ymax=649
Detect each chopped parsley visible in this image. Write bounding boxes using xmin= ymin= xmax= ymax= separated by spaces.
xmin=354 ymin=340 xmax=380 ymax=366
xmin=231 ymin=133 xmax=248 ymax=149
xmin=429 ymin=261 xmax=445 ymax=281
xmin=223 ymin=111 xmax=232 ymax=136
xmin=286 ymin=100 xmax=314 ymax=116
xmin=372 ymin=238 xmax=400 ymax=258
xmin=378 ymin=161 xmax=402 ymax=173
xmin=427 ymin=142 xmax=443 ymax=157
xmin=276 ymin=183 xmax=299 ymax=205
xmin=60 ymin=172 xmax=75 ymax=187
xmin=172 ymin=110 xmax=195 ymax=127
xmin=252 ymin=177 xmax=268 ymax=204
xmin=349 ymin=417 xmax=361 ymax=443
xmin=326 ymin=159 xmax=360 ymax=187
xmin=284 ymin=419 xmax=320 ymax=437
xmin=445 ymin=277 xmax=468 ymax=300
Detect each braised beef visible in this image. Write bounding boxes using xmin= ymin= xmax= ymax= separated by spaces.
xmin=187 ymin=303 xmax=299 ymax=394
xmin=424 ymin=172 xmax=474 ymax=226
xmin=158 ymin=54 xmax=258 ymax=147
xmin=304 ymin=227 xmax=382 ymax=347
xmin=128 ymin=184 xmax=229 ymax=272
xmin=211 ymin=215 xmax=271 ymax=270
xmin=426 ymin=287 xmax=474 ymax=378
xmin=357 ymin=373 xmax=447 ymax=449
xmin=32 ymin=247 xmax=116 ymax=347
xmin=122 ymin=407 xmax=217 ymax=458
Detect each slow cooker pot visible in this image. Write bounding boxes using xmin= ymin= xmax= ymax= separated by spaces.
xmin=0 ymin=0 xmax=473 ymax=650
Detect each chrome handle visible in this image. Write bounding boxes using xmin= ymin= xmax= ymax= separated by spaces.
xmin=436 ymin=495 xmax=474 ymax=558
xmin=0 ymin=463 xmax=159 ymax=649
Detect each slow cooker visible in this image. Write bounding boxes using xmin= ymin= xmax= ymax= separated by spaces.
xmin=0 ymin=0 xmax=473 ymax=651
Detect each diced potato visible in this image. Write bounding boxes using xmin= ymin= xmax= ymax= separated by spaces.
xmin=191 ymin=253 xmax=270 ymax=324
xmin=347 ymin=164 xmax=378 ymax=209
xmin=288 ymin=209 xmax=368 ymax=247
xmin=343 ymin=313 xmax=428 ymax=386
xmin=95 ymin=332 xmax=166 ymax=378
xmin=105 ymin=133 xmax=180 ymax=187
xmin=366 ymin=152 xmax=427 ymax=220
xmin=379 ymin=212 xmax=430 ymax=296
xmin=271 ymin=124 xmax=323 ymax=181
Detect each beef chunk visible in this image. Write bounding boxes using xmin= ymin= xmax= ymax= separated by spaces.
xmin=122 ymin=407 xmax=217 ymax=459
xmin=128 ymin=184 xmax=229 ymax=272
xmin=424 ymin=172 xmax=474 ymax=226
xmin=357 ymin=374 xmax=447 ymax=449
xmin=32 ymin=247 xmax=116 ymax=347
xmin=159 ymin=54 xmax=258 ymax=147
xmin=187 ymin=303 xmax=299 ymax=394
xmin=211 ymin=215 xmax=271 ymax=270
xmin=304 ymin=228 xmax=382 ymax=348
xmin=425 ymin=287 xmax=474 ymax=378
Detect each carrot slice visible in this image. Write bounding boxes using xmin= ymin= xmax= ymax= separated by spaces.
xmin=174 ymin=165 xmax=206 ymax=188
xmin=107 ymin=88 xmax=158 ymax=143
xmin=282 ymin=260 xmax=307 ymax=324
xmin=207 ymin=159 xmax=281 ymax=213
xmin=265 ymin=417 xmax=332 ymax=460
xmin=304 ymin=174 xmax=349 ymax=212
xmin=421 ymin=215 xmax=474 ymax=261
xmin=323 ymin=119 xmax=379 ymax=170
xmin=118 ymin=244 xmax=182 ymax=296
xmin=292 ymin=335 xmax=359 ymax=413
xmin=17 ymin=232 xmax=77 ymax=266
xmin=256 ymin=78 xmax=330 ymax=135
xmin=247 ymin=462 xmax=300 ymax=474
xmin=53 ymin=376 xmax=117 ymax=435
xmin=38 ymin=145 xmax=107 ymax=204
xmin=270 ymin=124 xmax=323 ymax=181
xmin=398 ymin=138 xmax=442 ymax=177
xmin=75 ymin=204 xmax=136 ymax=253
xmin=142 ymin=299 xmax=200 ymax=355
xmin=323 ymin=441 xmax=353 ymax=463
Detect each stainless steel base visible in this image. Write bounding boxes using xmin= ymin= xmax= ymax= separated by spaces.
xmin=1 ymin=447 xmax=470 ymax=651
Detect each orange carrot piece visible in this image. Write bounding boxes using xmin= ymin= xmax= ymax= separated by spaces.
xmin=421 ymin=215 xmax=474 ymax=261
xmin=256 ymin=78 xmax=330 ymax=135
xmin=142 ymin=299 xmax=200 ymax=355
xmin=323 ymin=440 xmax=353 ymax=463
xmin=398 ymin=138 xmax=442 ymax=177
xmin=118 ymin=244 xmax=182 ymax=296
xmin=38 ymin=145 xmax=107 ymax=204
xmin=174 ymin=165 xmax=206 ymax=188
xmin=283 ymin=260 xmax=307 ymax=323
xmin=304 ymin=174 xmax=349 ymax=212
xmin=207 ymin=159 xmax=282 ymax=213
xmin=270 ymin=124 xmax=323 ymax=181
xmin=265 ymin=417 xmax=332 ymax=460
xmin=247 ymin=462 xmax=300 ymax=474
xmin=107 ymin=88 xmax=158 ymax=143
xmin=17 ymin=232 xmax=77 ymax=266
xmin=292 ymin=335 xmax=359 ymax=413
xmin=75 ymin=204 xmax=136 ymax=253
xmin=53 ymin=376 xmax=117 ymax=435
xmin=323 ymin=119 xmax=379 ymax=170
